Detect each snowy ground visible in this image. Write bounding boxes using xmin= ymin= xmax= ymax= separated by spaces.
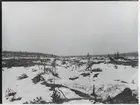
xmin=2 ymin=57 xmax=138 ymax=104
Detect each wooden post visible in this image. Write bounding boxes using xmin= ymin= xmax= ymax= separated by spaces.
xmin=44 ymin=64 xmax=45 ymax=73
xmin=54 ymin=67 xmax=55 ymax=85
xmin=91 ymin=85 xmax=96 ymax=96
xmin=52 ymin=58 xmax=56 ymax=90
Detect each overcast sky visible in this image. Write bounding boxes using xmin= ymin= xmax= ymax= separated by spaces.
xmin=2 ymin=2 xmax=138 ymax=56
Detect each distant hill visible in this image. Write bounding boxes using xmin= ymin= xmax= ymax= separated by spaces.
xmin=119 ymin=52 xmax=138 ymax=57
xmin=63 ymin=52 xmax=138 ymax=58
xmin=94 ymin=52 xmax=138 ymax=57
xmin=2 ymin=51 xmax=58 ymax=58
xmin=2 ymin=51 xmax=138 ymax=58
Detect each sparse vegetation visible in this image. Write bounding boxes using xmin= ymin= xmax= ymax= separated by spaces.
xmin=3 ymin=51 xmax=138 ymax=104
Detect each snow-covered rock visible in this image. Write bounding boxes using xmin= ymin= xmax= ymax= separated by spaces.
xmin=94 ymin=82 xmax=128 ymax=101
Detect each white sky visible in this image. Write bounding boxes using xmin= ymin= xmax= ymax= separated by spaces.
xmin=2 ymin=2 xmax=138 ymax=56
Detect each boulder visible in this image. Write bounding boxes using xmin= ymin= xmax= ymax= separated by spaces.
xmin=107 ymin=88 xmax=138 ymax=104
xmin=94 ymin=82 xmax=128 ymax=101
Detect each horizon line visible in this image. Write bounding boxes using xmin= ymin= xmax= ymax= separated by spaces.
xmin=2 ymin=50 xmax=138 ymax=57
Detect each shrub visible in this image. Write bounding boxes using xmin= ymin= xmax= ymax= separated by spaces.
xmin=91 ymin=68 xmax=102 ymax=72
xmin=5 ymin=88 xmax=22 ymax=102
xmin=17 ymin=73 xmax=28 ymax=80
xmin=5 ymin=88 xmax=17 ymax=98
xmin=23 ymin=97 xmax=47 ymax=104
xmin=61 ymin=60 xmax=66 ymax=65
xmin=69 ymin=76 xmax=79 ymax=80
xmin=10 ymin=97 xmax=22 ymax=102
xmin=80 ymin=73 xmax=90 ymax=77
xmin=32 ymin=69 xmax=37 ymax=72
xmin=114 ymin=65 xmax=118 ymax=69
xmin=32 ymin=73 xmax=45 ymax=84
xmin=51 ymin=90 xmax=63 ymax=104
